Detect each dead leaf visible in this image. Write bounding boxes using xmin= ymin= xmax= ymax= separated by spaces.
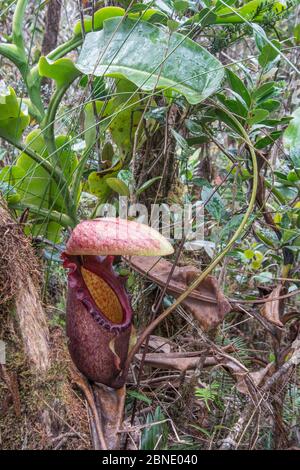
xmin=147 ymin=335 xmax=172 ymax=354
xmin=128 ymin=256 xmax=232 ymax=330
xmin=128 ymin=325 xmax=137 ymax=353
xmin=93 ymin=383 xmax=126 ymax=450
xmin=135 ymin=352 xmax=219 ymax=372
xmin=260 ymin=285 xmax=284 ymax=327
xmin=236 ymin=362 xmax=275 ymax=394
xmin=108 ymin=337 xmax=121 ymax=371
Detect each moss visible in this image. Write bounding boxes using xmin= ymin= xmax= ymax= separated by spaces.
xmin=0 ymin=320 xmax=91 ymax=449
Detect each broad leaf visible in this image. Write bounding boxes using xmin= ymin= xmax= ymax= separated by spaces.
xmin=84 ymin=80 xmax=152 ymax=154
xmin=253 ymin=82 xmax=277 ymax=101
xmin=16 ymin=130 xmax=51 ymax=210
xmin=38 ymin=57 xmax=81 ymax=89
xmin=259 ymin=99 xmax=280 ymax=112
xmin=217 ymin=93 xmax=248 ymax=119
xmin=283 ymin=107 xmax=300 ymax=169
xmin=87 ymin=161 xmax=123 ymax=201
xmin=247 ymin=108 xmax=269 ymax=126
xmin=17 ymin=130 xmax=78 ymax=210
xmin=226 ymin=69 xmax=251 ymax=107
xmin=76 ymin=17 xmax=224 ymax=105
xmin=0 ymin=166 xmax=24 ymax=204
xmin=104 ymin=80 xmax=147 ymax=154
xmin=214 ymin=107 xmax=243 ymax=135
xmin=255 ymin=130 xmax=282 ymax=149
xmin=105 ymin=177 xmax=130 ymax=196
xmin=87 ymin=172 xmax=112 ymax=201
xmin=0 ymin=83 xmax=30 ymax=142
xmin=258 ymin=40 xmax=281 ymax=68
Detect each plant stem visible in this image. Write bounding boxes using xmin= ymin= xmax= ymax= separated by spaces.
xmin=47 ymin=37 xmax=83 ymax=61
xmin=0 ymin=43 xmax=25 ymax=67
xmin=10 ymin=202 xmax=75 ymax=229
xmin=41 ymin=79 xmax=81 ymax=224
xmin=12 ymin=0 xmax=28 ymax=50
xmin=42 ymin=86 xmax=68 ymax=156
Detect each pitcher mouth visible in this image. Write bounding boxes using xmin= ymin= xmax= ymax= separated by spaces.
xmin=62 ymin=253 xmax=133 ymax=333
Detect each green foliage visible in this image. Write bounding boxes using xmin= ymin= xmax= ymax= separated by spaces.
xmin=215 ymin=0 xmax=287 ymax=24
xmin=76 ymin=17 xmax=224 ymax=105
xmin=195 ymin=382 xmax=222 ymax=412
xmin=0 ymin=83 xmax=30 ymax=142
xmin=283 ymin=107 xmax=300 ymax=169
xmin=141 ymin=407 xmax=169 ymax=450
xmin=38 ymin=57 xmax=81 ymax=90
xmin=0 ymin=0 xmax=299 ymax=452
xmin=184 ymin=0 xmax=287 ymax=27
xmin=0 ymin=129 xmax=78 ymax=240
xmin=73 ymin=6 xmax=125 ymax=36
xmin=104 ymin=79 xmax=147 ymax=154
xmin=127 ymin=389 xmax=152 ymax=405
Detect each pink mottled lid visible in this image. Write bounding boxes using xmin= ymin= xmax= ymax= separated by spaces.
xmin=66 ymin=217 xmax=174 ymax=257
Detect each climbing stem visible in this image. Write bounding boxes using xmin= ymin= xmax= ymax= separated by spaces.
xmin=42 ymin=86 xmax=69 ymax=156
xmin=10 ymin=202 xmax=75 ymax=229
xmin=47 ymin=37 xmax=83 ymax=61
xmin=12 ymin=0 xmax=28 ymax=52
xmin=41 ymin=79 xmax=81 ymax=224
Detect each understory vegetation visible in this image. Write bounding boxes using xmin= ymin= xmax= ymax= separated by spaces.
xmin=0 ymin=0 xmax=299 ymax=450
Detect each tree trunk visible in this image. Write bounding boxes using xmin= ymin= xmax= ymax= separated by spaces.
xmin=41 ymin=0 xmax=62 ymax=97
xmin=133 ymin=104 xmax=179 ymax=208
xmin=0 ymin=199 xmax=50 ymax=373
xmin=41 ymin=0 xmax=62 ymax=56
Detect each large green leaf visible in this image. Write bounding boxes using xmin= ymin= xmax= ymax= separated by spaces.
xmin=87 ymin=160 xmax=123 ymax=201
xmin=105 ymin=177 xmax=130 ymax=196
xmin=226 ymin=69 xmax=251 ymax=108
xmin=283 ymin=107 xmax=300 ymax=169
xmin=0 ymin=165 xmax=25 ymax=204
xmin=84 ymin=79 xmax=152 ymax=154
xmin=76 ymin=18 xmax=224 ymax=105
xmin=258 ymin=40 xmax=281 ymax=68
xmin=16 ymin=130 xmax=51 ymax=209
xmin=88 ymin=171 xmax=112 ymax=201
xmin=17 ymin=131 xmax=78 ymax=209
xmin=104 ymin=79 xmax=150 ymax=154
xmin=0 ymin=83 xmax=30 ymax=142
